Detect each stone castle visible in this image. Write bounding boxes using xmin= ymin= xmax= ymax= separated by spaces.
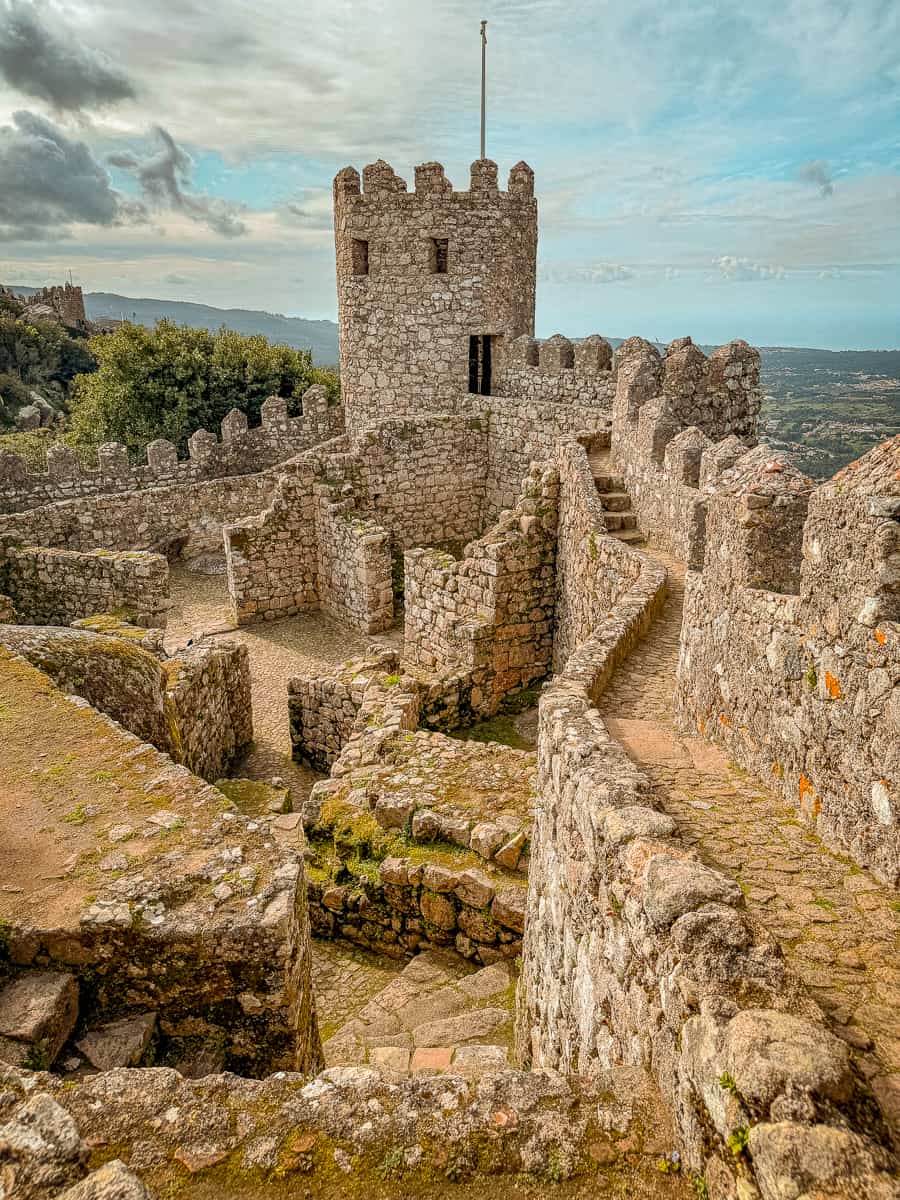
xmin=0 ymin=157 xmax=897 ymax=1199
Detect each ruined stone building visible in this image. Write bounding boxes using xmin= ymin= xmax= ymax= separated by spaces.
xmin=0 ymin=157 xmax=897 ymax=1200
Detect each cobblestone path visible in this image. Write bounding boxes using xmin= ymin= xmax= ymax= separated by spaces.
xmin=311 ymin=940 xmax=403 ymax=1043
xmin=164 ymin=563 xmax=401 ymax=800
xmin=598 ymin=546 xmax=900 ymax=1135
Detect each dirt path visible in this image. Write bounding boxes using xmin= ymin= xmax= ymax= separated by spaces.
xmin=598 ymin=546 xmax=900 ymax=1132
xmin=164 ymin=563 xmax=401 ymax=800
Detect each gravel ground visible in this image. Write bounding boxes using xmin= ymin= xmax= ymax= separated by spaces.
xmin=164 ymin=562 xmax=401 ymax=800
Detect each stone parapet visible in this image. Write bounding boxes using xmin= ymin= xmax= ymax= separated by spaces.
xmin=676 ymin=436 xmax=900 ymax=885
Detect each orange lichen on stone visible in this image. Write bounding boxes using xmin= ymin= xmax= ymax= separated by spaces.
xmin=874 ymin=629 xmax=886 ymax=646
xmin=719 ymin=714 xmax=729 ymax=727
xmin=824 ymin=671 xmax=842 ymax=699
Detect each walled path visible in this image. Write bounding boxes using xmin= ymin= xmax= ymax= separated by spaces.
xmin=598 ymin=546 xmax=900 ymax=1135
xmin=164 ymin=563 xmax=401 ymax=799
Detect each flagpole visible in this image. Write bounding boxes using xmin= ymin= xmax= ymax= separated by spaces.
xmin=480 ymin=20 xmax=487 ymax=159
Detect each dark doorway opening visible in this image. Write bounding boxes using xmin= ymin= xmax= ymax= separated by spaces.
xmin=467 ymin=334 xmax=493 ymax=396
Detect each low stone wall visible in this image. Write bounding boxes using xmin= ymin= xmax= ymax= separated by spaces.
xmin=309 ymin=859 xmax=526 ymax=967
xmin=0 ymin=389 xmax=343 ymax=514
xmin=224 ymin=453 xmax=394 ymax=632
xmin=289 ymin=647 xmax=398 ymax=771
xmin=0 ymin=544 xmax=169 ymax=627
xmin=403 ymin=462 xmax=558 ymax=716
xmin=676 ymin=438 xmax=900 ymax=886
xmin=0 ymin=1064 xmax=672 ymax=1196
xmin=165 ymin=640 xmax=253 ymax=782
xmin=552 ymin=438 xmax=643 ymax=671
xmin=516 ymin=450 xmax=896 ymax=1195
xmin=0 ymin=624 xmax=252 ymax=782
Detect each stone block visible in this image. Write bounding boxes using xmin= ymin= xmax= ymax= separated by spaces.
xmin=0 ymin=970 xmax=78 ymax=1067
xmin=76 ymin=1012 xmax=157 ymax=1071
xmin=455 ymin=868 xmax=494 ymax=908
xmin=491 ymin=887 xmax=526 ymax=934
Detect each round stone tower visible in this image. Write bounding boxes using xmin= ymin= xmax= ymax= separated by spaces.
xmin=333 ymin=157 xmax=537 ymax=432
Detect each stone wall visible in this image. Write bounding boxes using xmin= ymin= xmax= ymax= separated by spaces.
xmin=225 ymin=416 xmax=490 ymax=632
xmin=289 ymin=646 xmax=398 ymax=772
xmin=335 ymin=158 xmax=537 ymax=431
xmin=676 ymin=438 xmax=900 ymax=886
xmin=610 ymin=337 xmax=759 ymax=562
xmin=403 ymin=461 xmax=558 ymax=716
xmin=515 ymin=453 xmax=896 ymax=1195
xmin=0 ymin=624 xmax=252 ymax=782
xmin=0 ymin=544 xmax=169 ymax=627
xmin=164 ymin=639 xmax=254 ymax=783
xmin=0 ymin=388 xmax=343 ymax=514
xmin=552 ymin=438 xmax=643 ymax=672
xmin=0 ymin=469 xmax=277 ymax=560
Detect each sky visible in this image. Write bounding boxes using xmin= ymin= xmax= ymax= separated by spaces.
xmin=0 ymin=0 xmax=898 ymax=350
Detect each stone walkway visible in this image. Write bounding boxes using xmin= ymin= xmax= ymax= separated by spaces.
xmin=164 ymin=563 xmax=400 ymax=800
xmin=320 ymin=948 xmax=516 ymax=1077
xmin=598 ymin=546 xmax=900 ymax=1135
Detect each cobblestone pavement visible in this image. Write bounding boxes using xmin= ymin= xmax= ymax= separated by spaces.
xmin=598 ymin=546 xmax=900 ymax=1134
xmin=319 ymin=948 xmax=516 ymax=1077
xmin=164 ymin=563 xmax=401 ymax=800
xmin=311 ymin=939 xmax=403 ymax=1042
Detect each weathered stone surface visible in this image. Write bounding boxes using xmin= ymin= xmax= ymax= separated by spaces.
xmin=0 ymin=1093 xmax=86 ymax=1199
xmin=455 ymin=868 xmax=494 ymax=909
xmin=56 ymin=1160 xmax=151 ymax=1200
xmin=0 ymin=971 xmax=78 ymax=1068
xmin=76 ymin=1013 xmax=157 ymax=1072
xmin=642 ymin=855 xmax=742 ymax=929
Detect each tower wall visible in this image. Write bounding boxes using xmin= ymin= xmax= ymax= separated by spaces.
xmin=334 ymin=158 xmax=537 ymax=431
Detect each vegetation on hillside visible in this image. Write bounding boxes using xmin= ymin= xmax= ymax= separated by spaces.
xmin=68 ymin=320 xmax=339 ymax=456
xmin=0 ymin=292 xmax=97 ymax=428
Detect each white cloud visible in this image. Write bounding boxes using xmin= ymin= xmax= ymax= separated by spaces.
xmin=713 ymin=255 xmax=786 ymax=281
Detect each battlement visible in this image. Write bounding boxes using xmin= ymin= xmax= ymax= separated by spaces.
xmin=333 ymin=157 xmax=535 ymax=202
xmin=0 ymin=386 xmax=343 ymax=513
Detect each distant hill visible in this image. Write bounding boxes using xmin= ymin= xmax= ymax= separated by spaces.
xmin=9 ymin=287 xmax=340 ymax=365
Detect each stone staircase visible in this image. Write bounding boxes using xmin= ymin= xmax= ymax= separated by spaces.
xmin=587 ymin=449 xmax=645 ymax=545
xmin=319 ymin=948 xmax=515 ymax=1078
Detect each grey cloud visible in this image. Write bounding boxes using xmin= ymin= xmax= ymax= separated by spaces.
xmin=108 ymin=127 xmax=247 ymax=237
xmin=0 ymin=110 xmax=143 ymax=240
xmin=0 ymin=0 xmax=135 ymax=110
xmin=163 ymin=272 xmax=190 ymax=285
xmin=798 ymin=160 xmax=834 ymax=197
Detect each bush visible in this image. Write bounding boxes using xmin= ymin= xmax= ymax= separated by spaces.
xmin=69 ymin=320 xmax=339 ymax=456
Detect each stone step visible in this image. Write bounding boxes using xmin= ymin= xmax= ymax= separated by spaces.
xmin=322 ymin=950 xmax=515 ymax=1076
xmin=602 ymin=512 xmax=638 ymax=532
xmin=593 ymin=473 xmax=624 ymax=493
xmin=613 ymin=529 xmax=646 ymax=545
xmin=597 ymin=491 xmax=632 ymax=513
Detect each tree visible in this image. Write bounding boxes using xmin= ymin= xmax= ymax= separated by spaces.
xmin=69 ymin=320 xmax=339 ymax=455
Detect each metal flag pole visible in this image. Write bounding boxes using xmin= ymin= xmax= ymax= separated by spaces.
xmin=480 ymin=20 xmax=487 ymax=159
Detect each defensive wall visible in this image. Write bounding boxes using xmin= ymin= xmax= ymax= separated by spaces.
xmin=0 ymin=387 xmax=341 ymax=514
